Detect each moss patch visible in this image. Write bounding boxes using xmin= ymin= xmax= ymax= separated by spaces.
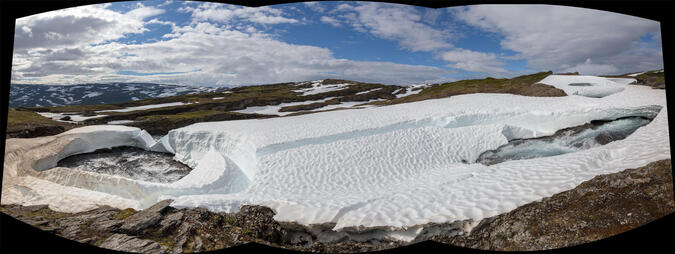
xmin=381 ymin=71 xmax=564 ymax=105
xmin=114 ymin=208 xmax=136 ymax=220
xmin=6 ymin=108 xmax=74 ymax=136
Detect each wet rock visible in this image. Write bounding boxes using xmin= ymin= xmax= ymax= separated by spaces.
xmin=99 ymin=234 xmax=167 ymax=254
xmin=593 ymin=133 xmax=614 ymax=145
xmin=60 ymin=116 xmax=71 ymax=121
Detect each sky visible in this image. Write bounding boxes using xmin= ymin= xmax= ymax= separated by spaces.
xmin=11 ymin=1 xmax=663 ymax=87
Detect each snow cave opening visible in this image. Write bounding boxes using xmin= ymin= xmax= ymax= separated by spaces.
xmin=57 ymin=146 xmax=192 ymax=183
xmin=476 ymin=114 xmax=658 ymax=165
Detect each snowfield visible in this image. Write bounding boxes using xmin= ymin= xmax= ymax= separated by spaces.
xmin=97 ymin=102 xmax=191 ymax=113
xmin=2 ymin=77 xmax=669 ymax=242
xmin=538 ymin=75 xmax=635 ymax=97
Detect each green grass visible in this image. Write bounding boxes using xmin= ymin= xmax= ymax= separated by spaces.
xmin=138 ymin=110 xmax=229 ymax=122
xmin=383 ymin=71 xmax=562 ymax=104
xmin=635 ymin=71 xmax=665 ymax=83
xmin=27 ymin=104 xmax=124 ymax=113
xmin=7 ymin=108 xmax=58 ymax=125
xmin=6 ymin=108 xmax=73 ymax=133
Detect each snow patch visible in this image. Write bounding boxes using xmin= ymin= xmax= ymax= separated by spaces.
xmin=538 ymin=75 xmax=631 ymax=98
xmin=37 ymin=112 xmax=108 ymax=122
xmin=355 ymin=88 xmax=382 ymax=95
xmin=108 ymin=120 xmax=134 ymax=125
xmin=294 ymin=81 xmax=350 ymax=95
xmin=233 ymin=97 xmax=336 ymax=116
xmin=82 ymin=92 xmax=103 ymax=98
xmin=97 ymin=102 xmax=190 ymax=113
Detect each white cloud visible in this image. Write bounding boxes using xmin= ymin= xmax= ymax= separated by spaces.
xmin=158 ymin=0 xmax=173 ymax=7
xmin=12 ymin=15 xmax=451 ymax=86
xmin=561 ymin=58 xmax=618 ymax=75
xmin=187 ymin=2 xmax=298 ymax=25
xmin=452 ymin=5 xmax=663 ymax=74
xmin=320 ymin=16 xmax=341 ymax=27
xmin=126 ymin=3 xmax=165 ymax=20
xmin=439 ymin=48 xmax=508 ymax=74
xmin=304 ymin=2 xmax=325 ymax=13
xmin=330 ymin=2 xmax=454 ymax=52
xmin=13 ymin=4 xmax=162 ymax=51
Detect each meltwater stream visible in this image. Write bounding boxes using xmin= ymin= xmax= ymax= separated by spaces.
xmin=57 ymin=146 xmax=192 ymax=183
xmin=476 ymin=116 xmax=654 ymax=165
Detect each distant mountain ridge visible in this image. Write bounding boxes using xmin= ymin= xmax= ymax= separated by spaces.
xmin=9 ymin=83 xmax=223 ymax=108
xmin=6 ymin=70 xmax=665 ymax=138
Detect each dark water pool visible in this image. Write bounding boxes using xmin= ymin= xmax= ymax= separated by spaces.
xmin=476 ymin=116 xmax=653 ymax=165
xmin=57 ymin=146 xmax=192 ymax=183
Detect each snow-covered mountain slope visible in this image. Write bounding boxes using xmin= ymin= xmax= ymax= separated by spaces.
xmin=2 ymin=81 xmax=669 ymax=242
xmin=538 ymin=75 xmax=635 ymax=97
xmin=9 ymin=83 xmax=218 ymax=108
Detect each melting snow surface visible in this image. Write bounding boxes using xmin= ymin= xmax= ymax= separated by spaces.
xmin=37 ymin=112 xmax=108 ymax=122
xmin=108 ymin=120 xmax=134 ymax=125
xmin=395 ymin=84 xmax=430 ymax=98
xmin=311 ymin=99 xmax=383 ymax=111
xmin=538 ymin=75 xmax=635 ymax=98
xmin=97 ymin=102 xmax=190 ymax=113
xmin=355 ymin=88 xmax=382 ymax=95
xmin=233 ymin=97 xmax=336 ymax=116
xmin=627 ymin=72 xmax=646 ymax=77
xmin=294 ymin=80 xmax=350 ymax=95
xmin=3 ymin=76 xmax=669 ymax=242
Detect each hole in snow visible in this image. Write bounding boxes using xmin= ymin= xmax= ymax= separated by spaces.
xmin=476 ymin=116 xmax=655 ymax=165
xmin=568 ymin=83 xmax=593 ymax=86
xmin=57 ymin=146 xmax=192 ymax=183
